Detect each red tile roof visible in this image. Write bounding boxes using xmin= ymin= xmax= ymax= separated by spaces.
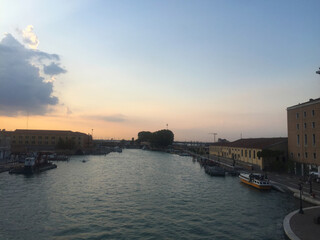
xmin=211 ymin=137 xmax=287 ymax=149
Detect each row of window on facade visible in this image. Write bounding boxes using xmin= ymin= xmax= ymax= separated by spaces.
xmin=296 ymin=109 xmax=316 ymax=118
xmin=297 ymin=134 xmax=317 ymax=146
xmin=12 ymin=136 xmax=82 ymax=140
xmin=296 ymin=122 xmax=316 ymax=129
xmin=214 ymin=147 xmax=260 ymax=160
xmin=291 ymin=152 xmax=317 ymax=159
xmin=12 ymin=140 xmax=82 ymax=145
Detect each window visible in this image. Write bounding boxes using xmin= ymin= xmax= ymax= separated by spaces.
xmin=32 ymin=136 xmax=35 ymax=139
xmin=38 ymin=136 xmax=42 ymax=139
xmin=45 ymin=136 xmax=48 ymax=139
xmin=245 ymin=150 xmax=247 ymax=157
xmin=253 ymin=150 xmax=256 ymax=159
xmin=305 ymin=134 xmax=307 ymax=145
xmin=25 ymin=141 xmax=28 ymax=144
xmin=297 ymin=135 xmax=300 ymax=145
xmin=241 ymin=150 xmax=243 ymax=157
xmin=291 ymin=153 xmax=294 ymax=158
xmin=25 ymin=136 xmax=29 ymax=139
xmin=312 ymin=122 xmax=315 ymax=128
xmin=249 ymin=150 xmax=251 ymax=158
xmin=313 ymin=134 xmax=316 ymax=146
xmin=314 ymin=153 xmax=317 ymax=159
xmin=52 ymin=136 xmax=55 ymax=139
xmin=296 ymin=113 xmax=299 ymax=119
xmin=304 ymin=123 xmax=307 ymax=129
xmin=305 ymin=152 xmax=308 ymax=158
xmin=312 ymin=110 xmax=315 ymax=116
xmin=304 ymin=111 xmax=306 ymax=117
xmin=297 ymin=124 xmax=299 ymax=130
xmin=298 ymin=153 xmax=300 ymax=158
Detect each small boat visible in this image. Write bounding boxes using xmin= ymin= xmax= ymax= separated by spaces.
xmin=239 ymin=173 xmax=271 ymax=190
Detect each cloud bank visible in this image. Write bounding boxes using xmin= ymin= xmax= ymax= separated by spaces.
xmin=0 ymin=32 xmax=67 ymax=116
xmin=86 ymin=114 xmax=127 ymax=123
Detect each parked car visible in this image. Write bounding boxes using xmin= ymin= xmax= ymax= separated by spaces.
xmin=310 ymin=171 xmax=320 ymax=182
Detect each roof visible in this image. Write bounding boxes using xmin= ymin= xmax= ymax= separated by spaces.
xmin=12 ymin=129 xmax=88 ymax=136
xmin=211 ymin=137 xmax=287 ymax=149
xmin=287 ymin=98 xmax=320 ymax=110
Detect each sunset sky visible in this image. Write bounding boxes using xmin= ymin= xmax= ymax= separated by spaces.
xmin=1 ymin=0 xmax=320 ymax=141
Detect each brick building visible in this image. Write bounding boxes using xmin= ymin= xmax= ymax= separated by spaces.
xmin=287 ymin=98 xmax=320 ymax=175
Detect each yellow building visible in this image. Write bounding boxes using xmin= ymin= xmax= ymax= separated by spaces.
xmin=3 ymin=129 xmax=92 ymax=153
xmin=209 ymin=138 xmax=288 ymax=171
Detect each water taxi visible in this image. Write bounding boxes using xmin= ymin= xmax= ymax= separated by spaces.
xmin=239 ymin=173 xmax=271 ymax=190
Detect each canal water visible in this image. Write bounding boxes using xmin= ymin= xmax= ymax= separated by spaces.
xmin=0 ymin=149 xmax=299 ymax=239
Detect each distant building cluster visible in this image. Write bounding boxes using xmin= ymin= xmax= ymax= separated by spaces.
xmin=209 ymin=138 xmax=287 ymax=171
xmin=209 ymin=97 xmax=320 ymax=175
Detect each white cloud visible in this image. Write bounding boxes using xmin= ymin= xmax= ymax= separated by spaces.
xmin=22 ymin=25 xmax=39 ymax=49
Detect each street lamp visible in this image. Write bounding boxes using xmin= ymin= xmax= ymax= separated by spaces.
xmin=298 ymin=182 xmax=304 ymax=214
xmin=316 ymin=67 xmax=320 ymax=75
xmin=309 ymin=175 xmax=313 ymax=194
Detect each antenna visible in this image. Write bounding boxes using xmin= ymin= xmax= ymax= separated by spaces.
xmin=209 ymin=132 xmax=217 ymax=142
xmin=26 ymin=112 xmax=29 ymax=129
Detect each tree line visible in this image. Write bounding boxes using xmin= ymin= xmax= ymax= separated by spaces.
xmin=137 ymin=129 xmax=174 ymax=147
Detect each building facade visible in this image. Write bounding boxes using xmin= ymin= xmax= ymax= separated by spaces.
xmin=3 ymin=129 xmax=93 ymax=153
xmin=209 ymin=138 xmax=288 ymax=171
xmin=0 ymin=130 xmax=11 ymax=160
xmin=287 ymin=98 xmax=320 ymax=175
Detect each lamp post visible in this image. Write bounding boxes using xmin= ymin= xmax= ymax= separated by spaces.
xmin=309 ymin=175 xmax=313 ymax=194
xmin=299 ymin=182 xmax=304 ymax=214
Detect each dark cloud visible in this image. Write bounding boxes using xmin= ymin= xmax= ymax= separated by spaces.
xmin=44 ymin=62 xmax=67 ymax=75
xmin=87 ymin=114 xmax=127 ymax=123
xmin=0 ymin=33 xmax=66 ymax=116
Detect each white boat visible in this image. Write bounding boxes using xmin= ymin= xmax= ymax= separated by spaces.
xmin=239 ymin=173 xmax=271 ymax=190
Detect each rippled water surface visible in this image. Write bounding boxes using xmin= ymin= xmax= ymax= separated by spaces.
xmin=0 ymin=149 xmax=298 ymax=239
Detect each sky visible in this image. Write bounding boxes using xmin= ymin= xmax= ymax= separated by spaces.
xmin=0 ymin=0 xmax=320 ymax=142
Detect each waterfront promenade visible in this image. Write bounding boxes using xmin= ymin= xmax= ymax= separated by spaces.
xmin=204 ymin=154 xmax=320 ymax=205
xmin=284 ymin=206 xmax=320 ymax=240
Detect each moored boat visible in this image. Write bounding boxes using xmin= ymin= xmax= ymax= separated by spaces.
xmin=239 ymin=173 xmax=271 ymax=190
xmin=9 ymin=153 xmax=57 ymax=175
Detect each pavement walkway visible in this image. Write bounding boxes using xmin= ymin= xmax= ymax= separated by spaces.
xmin=284 ymin=206 xmax=320 ymax=240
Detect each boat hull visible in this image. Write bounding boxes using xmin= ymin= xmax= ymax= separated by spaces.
xmin=240 ymin=177 xmax=271 ymax=190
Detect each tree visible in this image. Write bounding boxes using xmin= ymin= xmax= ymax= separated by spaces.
xmin=151 ymin=129 xmax=174 ymax=147
xmin=137 ymin=131 xmax=153 ymax=142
